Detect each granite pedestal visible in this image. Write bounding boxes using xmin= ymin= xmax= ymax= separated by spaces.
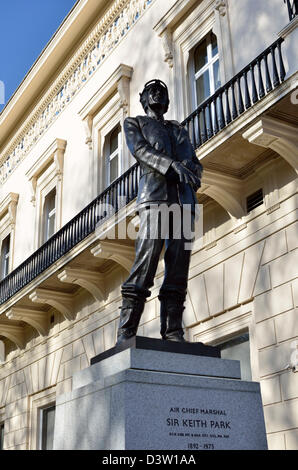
xmin=53 ymin=337 xmax=268 ymax=450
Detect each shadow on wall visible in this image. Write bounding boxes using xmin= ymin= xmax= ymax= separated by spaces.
xmin=228 ymin=0 xmax=289 ymax=73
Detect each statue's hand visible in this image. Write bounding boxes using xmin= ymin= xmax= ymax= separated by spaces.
xmin=171 ymin=161 xmax=201 ymax=189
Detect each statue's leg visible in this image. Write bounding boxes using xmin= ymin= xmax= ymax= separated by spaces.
xmin=159 ymin=210 xmax=194 ymax=341
xmin=117 ymin=207 xmax=164 ymax=343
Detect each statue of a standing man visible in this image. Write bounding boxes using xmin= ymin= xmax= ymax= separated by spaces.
xmin=117 ymin=79 xmax=202 ymax=344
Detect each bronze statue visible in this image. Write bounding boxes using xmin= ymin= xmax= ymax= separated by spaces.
xmin=117 ymin=79 xmax=202 ymax=344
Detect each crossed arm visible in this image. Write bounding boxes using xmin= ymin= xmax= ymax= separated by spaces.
xmin=124 ymin=117 xmax=202 ymax=190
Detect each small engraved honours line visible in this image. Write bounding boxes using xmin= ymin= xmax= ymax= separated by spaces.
xmin=0 ymin=0 xmax=154 ymax=184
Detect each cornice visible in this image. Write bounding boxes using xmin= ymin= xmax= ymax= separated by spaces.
xmin=0 ymin=0 xmax=154 ymax=185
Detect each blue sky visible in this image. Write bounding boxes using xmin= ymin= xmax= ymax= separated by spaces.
xmin=0 ymin=0 xmax=78 ymax=112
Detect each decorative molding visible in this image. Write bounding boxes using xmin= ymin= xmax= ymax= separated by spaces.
xmin=160 ymin=29 xmax=174 ymax=68
xmin=91 ymin=241 xmax=135 ymax=272
xmin=0 ymin=0 xmax=154 ymax=183
xmin=29 ymin=288 xmax=75 ymax=321
xmin=0 ymin=192 xmax=19 ymax=228
xmin=6 ymin=306 xmax=48 ymax=336
xmin=214 ymin=0 xmax=227 ymax=16
xmin=58 ymin=267 xmax=106 ymax=302
xmin=242 ymin=116 xmax=298 ymax=174
xmin=0 ymin=321 xmax=25 ymax=349
xmin=25 ymin=138 xmax=67 ymax=205
xmin=79 ymin=63 xmax=133 ymax=149
xmin=200 ymin=169 xmax=245 ymax=219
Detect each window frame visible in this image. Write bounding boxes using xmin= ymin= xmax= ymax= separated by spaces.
xmin=29 ymin=387 xmax=56 ymax=450
xmin=192 ymin=31 xmax=221 ymax=108
xmin=42 ymin=187 xmax=57 ymax=243
xmin=0 ymin=421 xmax=4 ymax=450
xmin=156 ymin=0 xmax=233 ymax=122
xmin=0 ymin=192 xmax=19 ymax=279
xmin=105 ymin=125 xmax=123 ymax=186
xmin=40 ymin=403 xmax=56 ymax=450
xmin=189 ymin=302 xmax=259 ymax=381
xmin=26 ymin=138 xmax=66 ymax=249
xmin=0 ymin=234 xmax=10 ymax=281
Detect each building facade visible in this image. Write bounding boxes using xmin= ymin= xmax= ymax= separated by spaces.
xmin=0 ymin=0 xmax=297 ymax=450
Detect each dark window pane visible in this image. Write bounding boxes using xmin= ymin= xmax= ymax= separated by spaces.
xmin=194 ymin=38 xmax=208 ymax=72
xmin=41 ymin=405 xmax=55 ymax=450
xmin=0 ymin=423 xmax=4 ymax=450
xmin=110 ymin=127 xmax=119 ymax=154
xmin=1 ymin=235 xmax=10 ymax=280
xmin=196 ymin=69 xmax=210 ymax=104
xmin=109 ymin=155 xmax=119 ymax=183
xmin=43 ymin=189 xmax=56 ymax=242
xmin=211 ymin=32 xmax=218 ymax=57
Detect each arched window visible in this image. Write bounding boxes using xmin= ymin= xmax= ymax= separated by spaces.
xmin=193 ymin=32 xmax=221 ymax=107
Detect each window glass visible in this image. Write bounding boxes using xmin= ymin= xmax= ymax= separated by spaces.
xmin=211 ymin=32 xmax=218 ymax=57
xmin=1 ymin=234 xmax=10 ymax=280
xmin=41 ymin=405 xmax=55 ymax=450
xmin=196 ymin=70 xmax=211 ymax=104
xmin=43 ymin=189 xmax=56 ymax=242
xmin=213 ymin=60 xmax=221 ymax=90
xmin=218 ymin=333 xmax=252 ymax=381
xmin=107 ymin=126 xmax=121 ymax=185
xmin=193 ymin=32 xmax=221 ymax=107
xmin=110 ymin=156 xmax=119 ymax=183
xmin=194 ymin=38 xmax=208 ymax=72
xmin=0 ymin=422 xmax=4 ymax=449
xmin=110 ymin=128 xmax=119 ymax=154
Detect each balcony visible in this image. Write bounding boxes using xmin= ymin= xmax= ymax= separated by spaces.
xmin=0 ymin=35 xmax=296 ymax=351
xmin=182 ymin=38 xmax=286 ymax=150
xmin=284 ymin=0 xmax=298 ymax=21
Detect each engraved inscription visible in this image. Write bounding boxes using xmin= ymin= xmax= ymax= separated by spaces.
xmin=166 ymin=407 xmax=231 ymax=450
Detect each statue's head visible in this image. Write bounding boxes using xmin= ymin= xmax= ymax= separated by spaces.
xmin=139 ymin=79 xmax=170 ymax=116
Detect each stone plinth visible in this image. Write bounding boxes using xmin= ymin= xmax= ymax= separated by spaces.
xmin=53 ymin=337 xmax=267 ymax=450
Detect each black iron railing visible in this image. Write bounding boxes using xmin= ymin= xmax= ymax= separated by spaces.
xmin=284 ymin=0 xmax=298 ymax=21
xmin=0 ymin=163 xmax=140 ymax=305
xmin=0 ymin=38 xmax=287 ymax=306
xmin=182 ymin=38 xmax=286 ymax=149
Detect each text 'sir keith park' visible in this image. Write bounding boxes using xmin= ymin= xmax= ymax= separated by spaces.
xmin=116 ymin=79 xmax=203 ymax=345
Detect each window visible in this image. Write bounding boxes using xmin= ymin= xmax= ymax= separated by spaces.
xmin=42 ymin=188 xmax=56 ymax=242
xmin=40 ymin=405 xmax=55 ymax=450
xmin=0 ymin=422 xmax=4 ymax=450
xmin=0 ymin=192 xmax=18 ymax=277
xmin=106 ymin=126 xmax=122 ymax=185
xmin=26 ymin=138 xmax=66 ymax=249
xmin=218 ymin=333 xmax=252 ymax=380
xmin=0 ymin=234 xmax=10 ymax=280
xmin=193 ymin=32 xmax=221 ymax=107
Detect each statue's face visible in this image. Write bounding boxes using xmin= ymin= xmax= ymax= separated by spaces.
xmin=146 ymin=83 xmax=168 ymax=114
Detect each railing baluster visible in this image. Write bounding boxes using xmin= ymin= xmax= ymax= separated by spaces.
xmin=225 ymin=87 xmax=232 ymax=124
xmin=271 ymin=45 xmax=280 ymax=87
xmin=277 ymin=39 xmax=286 ymax=82
xmin=244 ymin=70 xmax=252 ymax=109
xmin=257 ymin=58 xmax=266 ymax=99
xmin=264 ymin=53 xmax=273 ymax=92
xmin=250 ymin=63 xmax=258 ymax=103
xmin=201 ymin=107 xmax=207 ymax=143
xmin=237 ymin=76 xmax=245 ymax=114
xmin=196 ymin=111 xmax=202 ymax=146
xmin=218 ymin=91 xmax=225 ymax=128
xmin=231 ymin=81 xmax=238 ymax=119
xmin=207 ymin=102 xmax=213 ymax=137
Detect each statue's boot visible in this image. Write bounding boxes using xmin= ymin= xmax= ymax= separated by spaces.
xmin=117 ymin=297 xmax=145 ymax=344
xmin=159 ymin=295 xmax=186 ymax=342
